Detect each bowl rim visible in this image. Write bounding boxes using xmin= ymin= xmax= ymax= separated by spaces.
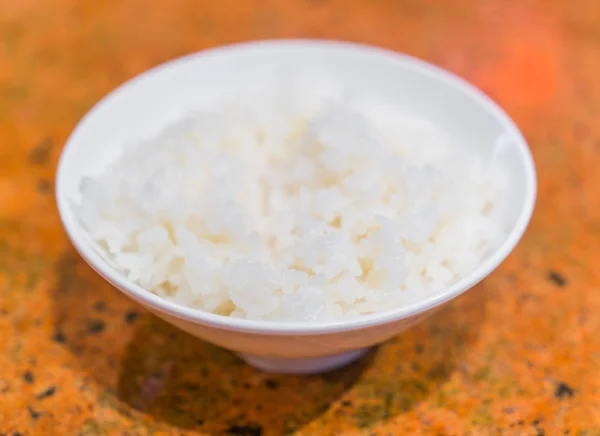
xmin=55 ymin=38 xmax=537 ymax=335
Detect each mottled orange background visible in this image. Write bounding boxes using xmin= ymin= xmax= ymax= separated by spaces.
xmin=1 ymin=0 xmax=600 ymax=435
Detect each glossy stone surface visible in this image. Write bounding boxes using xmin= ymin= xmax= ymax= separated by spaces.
xmin=1 ymin=0 xmax=599 ymax=434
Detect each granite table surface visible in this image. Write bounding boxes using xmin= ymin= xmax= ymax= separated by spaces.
xmin=1 ymin=0 xmax=599 ymax=434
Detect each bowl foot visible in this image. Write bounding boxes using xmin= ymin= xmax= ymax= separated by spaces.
xmin=237 ymin=348 xmax=370 ymax=375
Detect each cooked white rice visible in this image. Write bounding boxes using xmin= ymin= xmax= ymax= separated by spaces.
xmin=77 ymin=76 xmax=509 ymax=322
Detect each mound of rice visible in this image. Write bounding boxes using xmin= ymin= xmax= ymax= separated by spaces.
xmin=77 ymin=78 xmax=509 ymax=322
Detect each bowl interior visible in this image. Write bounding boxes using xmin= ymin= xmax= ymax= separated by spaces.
xmin=56 ymin=40 xmax=536 ymax=333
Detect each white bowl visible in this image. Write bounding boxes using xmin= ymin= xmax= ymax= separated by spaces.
xmin=55 ymin=40 xmax=536 ymax=375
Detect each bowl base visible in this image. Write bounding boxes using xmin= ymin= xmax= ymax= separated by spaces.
xmin=237 ymin=348 xmax=370 ymax=375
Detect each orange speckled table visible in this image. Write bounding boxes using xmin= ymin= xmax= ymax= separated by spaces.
xmin=1 ymin=0 xmax=599 ymax=434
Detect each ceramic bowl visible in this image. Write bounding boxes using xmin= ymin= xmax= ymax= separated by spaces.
xmin=55 ymin=40 xmax=536 ymax=374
